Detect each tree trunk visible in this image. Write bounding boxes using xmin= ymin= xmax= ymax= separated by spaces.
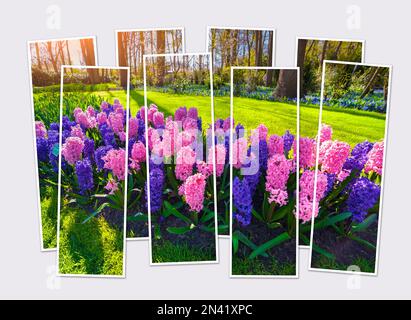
xmin=46 ymin=42 xmax=59 ymax=74
xmin=266 ymin=31 xmax=274 ymax=86
xmin=156 ymin=31 xmax=166 ymax=86
xmin=117 ymin=33 xmax=128 ymax=87
xmin=80 ymin=39 xmax=99 ymax=84
xmin=231 ymin=30 xmax=238 ymax=65
xmin=274 ymin=70 xmax=297 ymax=99
xmin=331 ymin=41 xmax=343 ymax=60
xmin=360 ymin=67 xmax=381 ymax=99
xmin=297 ymin=39 xmax=307 ymax=96
xmin=246 ymin=31 xmax=252 ymax=66
xmin=35 ymin=43 xmax=42 ymax=70
xmin=139 ymin=32 xmax=145 ymax=80
xmin=255 ymin=30 xmax=263 ymax=66
xmin=319 ymin=40 xmax=328 ymax=70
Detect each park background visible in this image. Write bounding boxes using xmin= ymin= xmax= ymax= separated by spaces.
xmin=0 ymin=0 xmax=409 ymax=299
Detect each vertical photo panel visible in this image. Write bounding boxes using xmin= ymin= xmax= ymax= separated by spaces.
xmin=207 ymin=27 xmax=276 ymax=236
xmin=57 ymin=66 xmax=129 ymax=277
xmin=144 ymin=53 xmax=218 ymax=265
xmin=309 ymin=61 xmax=391 ymax=275
xmin=28 ymin=37 xmax=97 ymax=251
xmin=296 ymin=38 xmax=364 ymax=247
xmin=116 ymin=28 xmax=185 ymax=239
xmin=230 ymin=67 xmax=298 ymax=278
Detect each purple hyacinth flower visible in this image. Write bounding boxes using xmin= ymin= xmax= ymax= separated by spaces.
xmin=233 ymin=177 xmax=253 ymax=227
xmin=75 ymin=159 xmax=94 ymax=194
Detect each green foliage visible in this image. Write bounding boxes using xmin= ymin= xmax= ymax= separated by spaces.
xmin=33 ymin=82 xmax=118 ymax=94
xmin=302 ymin=40 xmax=363 ymax=95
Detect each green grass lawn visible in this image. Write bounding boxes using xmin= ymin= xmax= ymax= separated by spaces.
xmin=152 ymin=240 xmax=216 ymax=263
xmin=58 ymin=205 xmax=124 ymax=276
xmin=312 ymin=255 xmax=375 ymax=273
xmin=232 ymin=256 xmax=296 ymax=276
xmin=40 ymin=185 xmax=58 ymax=249
xmin=92 ymin=89 xmax=385 ymax=146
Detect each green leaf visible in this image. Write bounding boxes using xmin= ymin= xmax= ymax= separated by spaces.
xmin=309 ymin=211 xmax=352 ymax=232
xmin=348 ymin=234 xmax=376 ymax=250
xmin=167 ymin=225 xmax=195 ymax=235
xmin=249 ymin=232 xmax=291 ymax=259
xmin=82 ymin=202 xmax=110 ymax=224
xmin=233 ymin=230 xmax=269 ymax=258
xmin=232 ymin=232 xmax=239 ymax=254
xmin=251 ymin=209 xmax=264 ymax=223
xmin=267 ymin=222 xmax=282 ymax=229
xmin=217 ymin=225 xmax=229 ymax=233
xmin=311 ymin=242 xmax=336 ymax=260
xmin=163 ymin=201 xmax=192 ymax=224
xmin=351 ymin=214 xmax=377 ymax=233
xmin=270 ymin=198 xmax=296 ymax=222
xmin=154 ymin=224 xmax=161 ymax=239
xmin=300 ymin=233 xmax=335 ymax=260
xmin=200 ymin=209 xmax=215 ymax=224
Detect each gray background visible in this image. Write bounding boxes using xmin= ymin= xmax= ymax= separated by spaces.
xmin=0 ymin=0 xmax=409 ymax=299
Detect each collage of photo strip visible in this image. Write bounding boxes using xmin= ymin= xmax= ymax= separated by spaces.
xmin=28 ymin=27 xmax=391 ymax=278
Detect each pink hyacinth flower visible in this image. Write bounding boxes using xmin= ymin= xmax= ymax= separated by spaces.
xmin=70 ymin=124 xmax=85 ymax=140
xmin=102 ymin=148 xmax=126 ymax=180
xmin=139 ymin=106 xmax=147 ymax=122
xmin=319 ymin=123 xmax=332 ymax=144
xmin=105 ymin=179 xmax=118 ymax=194
xmin=153 ymin=111 xmax=165 ymax=127
xmin=187 ymin=107 xmax=198 ymax=120
xmin=97 ymin=112 xmax=108 ymax=125
xmin=175 ymin=146 xmax=196 ymax=181
xmin=87 ymin=106 xmax=96 ymax=117
xmin=296 ymin=137 xmax=316 ymax=168
xmin=62 ymin=137 xmax=84 ymax=165
xmin=268 ymin=135 xmax=284 ymax=156
xmin=147 ymin=104 xmax=158 ymax=123
xmin=128 ymin=117 xmax=138 ymax=138
xmin=131 ymin=141 xmax=146 ymax=163
xmin=232 ymin=137 xmax=248 ymax=169
xmin=108 ymin=111 xmax=124 ymax=135
xmin=319 ymin=140 xmax=350 ymax=174
xmin=364 ymin=141 xmax=384 ymax=175
xmin=35 ymin=121 xmax=47 ymax=138
xmin=298 ymin=170 xmax=328 ymax=223
xmin=182 ymin=173 xmax=206 ymax=213
xmin=208 ymin=144 xmax=226 ymax=177
xmin=265 ymin=154 xmax=291 ymax=206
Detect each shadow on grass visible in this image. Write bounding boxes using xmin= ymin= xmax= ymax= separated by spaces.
xmin=58 ymin=204 xmax=124 ymax=276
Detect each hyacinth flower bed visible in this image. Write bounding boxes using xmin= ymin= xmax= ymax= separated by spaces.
xmin=231 ymin=123 xmax=297 ymax=276
xmin=34 ymin=91 xmax=104 ymax=249
xmin=57 ymin=98 xmax=126 ymax=275
xmin=146 ymin=105 xmax=217 ymax=263
xmin=301 ymin=124 xmax=383 ymax=273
